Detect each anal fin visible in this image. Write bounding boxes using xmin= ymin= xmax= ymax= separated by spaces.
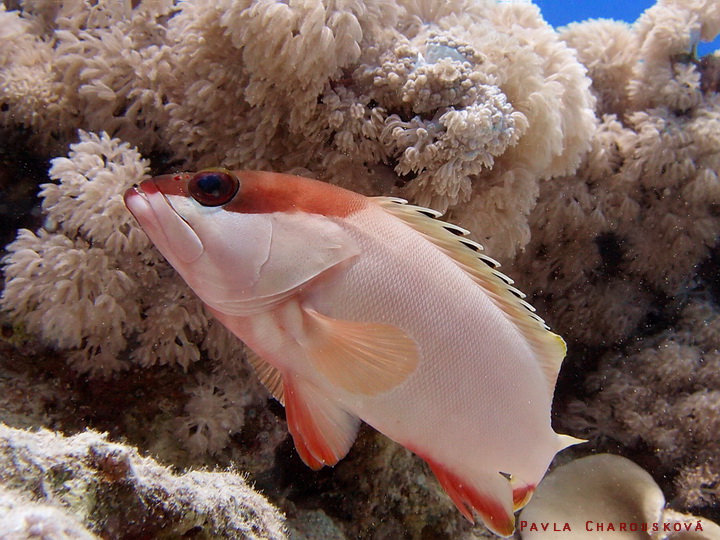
xmin=425 ymin=457 xmax=516 ymax=537
xmin=284 ymin=376 xmax=360 ymax=470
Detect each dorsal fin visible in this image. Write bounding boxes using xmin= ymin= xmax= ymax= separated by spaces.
xmin=373 ymin=197 xmax=567 ymax=396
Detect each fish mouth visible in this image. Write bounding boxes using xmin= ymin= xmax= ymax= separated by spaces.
xmin=124 ymin=180 xmax=153 ymax=224
xmin=123 ymin=178 xmax=205 ymax=264
xmin=124 ymin=178 xmax=180 ymax=226
xmin=123 ymin=179 xmax=159 ymax=218
xmin=123 ymin=185 xmax=146 ymax=214
xmin=123 ymin=178 xmax=159 ymax=208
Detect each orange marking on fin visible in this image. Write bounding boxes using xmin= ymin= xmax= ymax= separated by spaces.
xmin=283 ymin=378 xmax=341 ymax=470
xmin=425 ymin=457 xmax=515 ymax=537
xmin=512 ymin=482 xmax=536 ymax=511
xmin=292 ymin=428 xmax=325 ymax=471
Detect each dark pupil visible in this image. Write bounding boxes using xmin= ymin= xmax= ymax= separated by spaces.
xmin=197 ymin=174 xmax=223 ymax=196
xmin=188 ymin=171 xmax=239 ymax=207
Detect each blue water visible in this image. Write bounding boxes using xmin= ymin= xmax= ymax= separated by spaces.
xmin=534 ymin=0 xmax=720 ymax=56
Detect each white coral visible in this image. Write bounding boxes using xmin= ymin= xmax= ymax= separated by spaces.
xmin=560 ymin=19 xmax=638 ymax=117
xmin=0 ymin=7 xmax=65 ymax=147
xmin=2 ymin=131 xmax=259 ymax=379
xmin=383 ymin=85 xmax=525 ymax=211
xmin=0 ymin=0 xmax=598 ymax=262
xmin=130 ymin=273 xmax=209 ymax=370
xmin=176 ymin=354 xmax=266 ymax=456
xmin=0 ymin=133 xmax=188 ymax=376
xmin=0 ymin=1 xmax=174 ymax=152
xmin=2 ymin=133 xmax=152 ymax=375
xmin=41 ymin=132 xmax=153 ymax=257
xmin=628 ymin=0 xmax=720 ymax=111
xmin=177 ymin=373 xmax=248 ymax=456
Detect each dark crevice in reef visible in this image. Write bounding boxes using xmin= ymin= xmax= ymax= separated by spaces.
xmin=0 ymin=127 xmax=49 ymax=248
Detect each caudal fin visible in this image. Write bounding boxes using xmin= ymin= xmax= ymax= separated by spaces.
xmin=558 ymin=433 xmax=587 ymax=450
xmin=510 ymin=477 xmax=536 ymax=511
xmin=425 ymin=457 xmax=516 ymax=537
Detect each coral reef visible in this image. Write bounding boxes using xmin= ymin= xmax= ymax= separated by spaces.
xmin=2 ymin=132 xmax=153 ymax=375
xmin=0 ymin=0 xmax=596 ymax=258
xmin=507 ymin=3 xmax=720 ymax=517
xmin=0 ymin=131 xmax=271 ymax=455
xmin=512 ymin=0 xmax=720 ymax=346
xmin=565 ymin=299 xmax=720 ymax=513
xmin=0 ymin=0 xmax=719 ymax=537
xmin=0 ymin=486 xmax=99 ymax=540
xmin=0 ymin=423 xmax=287 ymax=539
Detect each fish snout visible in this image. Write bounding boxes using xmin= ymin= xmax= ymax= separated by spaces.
xmin=123 ymin=182 xmax=152 ymax=222
xmin=123 ymin=177 xmax=205 ymax=264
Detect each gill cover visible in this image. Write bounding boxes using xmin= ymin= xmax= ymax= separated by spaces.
xmin=208 ymin=211 xmax=361 ymax=316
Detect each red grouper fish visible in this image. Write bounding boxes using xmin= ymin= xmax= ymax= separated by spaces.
xmin=124 ymin=169 xmax=582 ymax=536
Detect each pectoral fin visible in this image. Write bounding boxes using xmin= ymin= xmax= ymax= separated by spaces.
xmin=301 ymin=307 xmax=419 ymax=396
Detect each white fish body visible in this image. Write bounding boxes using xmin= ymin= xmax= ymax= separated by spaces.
xmin=124 ymin=170 xmax=580 ymax=536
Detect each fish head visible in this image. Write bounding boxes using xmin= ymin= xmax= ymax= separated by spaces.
xmin=123 ymin=169 xmax=273 ymax=308
xmin=124 ymin=169 xmax=362 ymax=315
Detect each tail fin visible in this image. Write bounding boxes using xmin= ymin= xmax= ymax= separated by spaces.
xmin=558 ymin=433 xmax=587 ymax=451
xmin=510 ymin=477 xmax=536 ymax=511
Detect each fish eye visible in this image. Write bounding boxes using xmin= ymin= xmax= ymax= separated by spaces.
xmin=188 ymin=169 xmax=240 ymax=207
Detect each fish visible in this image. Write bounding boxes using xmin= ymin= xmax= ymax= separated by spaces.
xmin=123 ymin=169 xmax=581 ymax=536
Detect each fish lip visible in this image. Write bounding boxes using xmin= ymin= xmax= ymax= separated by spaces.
xmin=124 ymin=176 xmax=204 ymax=263
xmin=132 ymin=178 xmax=158 ymax=198
xmin=124 ymin=180 xmax=160 ymax=231
xmin=123 ymin=185 xmax=147 ymax=208
xmin=123 ymin=178 xmax=160 ymax=208
xmin=124 ymin=179 xmax=175 ymax=220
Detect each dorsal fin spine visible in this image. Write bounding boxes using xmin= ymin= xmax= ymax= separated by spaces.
xmin=372 ymin=196 xmax=567 ymax=397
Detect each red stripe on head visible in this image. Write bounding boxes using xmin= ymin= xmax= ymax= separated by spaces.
xmin=141 ymin=170 xmax=367 ymax=217
xmin=138 ymin=173 xmax=192 ymax=198
xmin=224 ymin=171 xmax=366 ymax=217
